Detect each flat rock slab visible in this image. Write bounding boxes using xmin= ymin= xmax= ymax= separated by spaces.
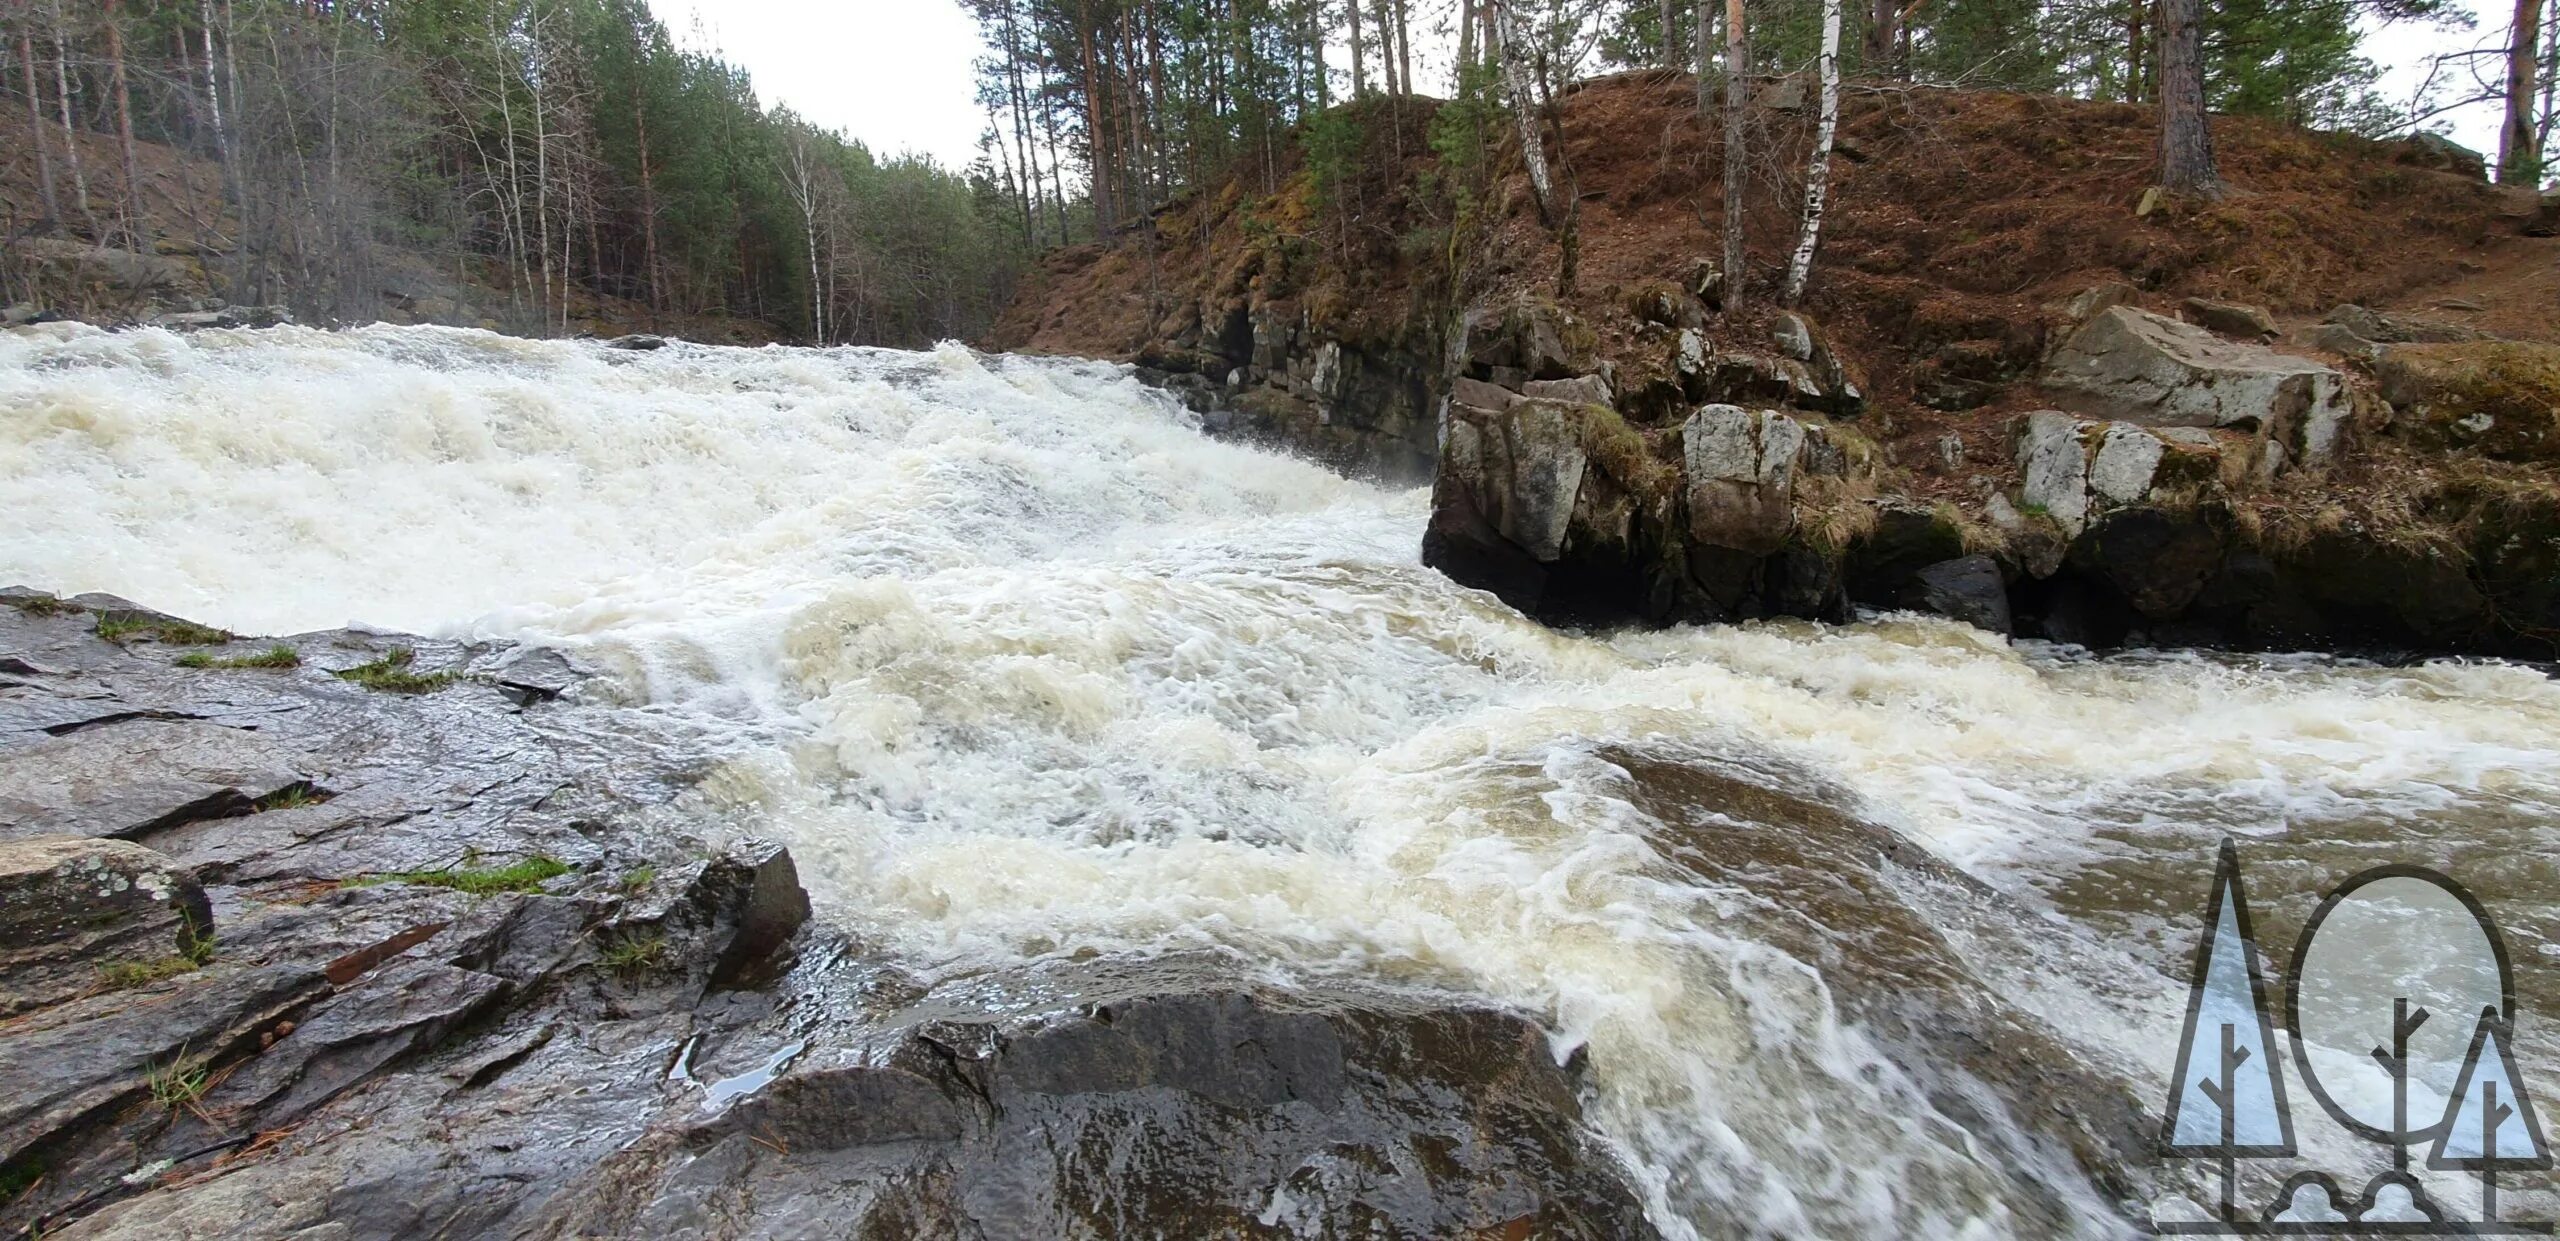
xmin=0 ymin=719 xmax=312 ymax=843
xmin=2044 ymin=305 xmax=2350 ymax=464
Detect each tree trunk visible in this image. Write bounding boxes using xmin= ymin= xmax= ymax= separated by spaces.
xmin=1456 ymin=0 xmax=1477 ymax=80
xmin=1080 ymin=14 xmax=1114 ymax=236
xmin=1659 ymin=0 xmax=1681 ymax=67
xmin=1784 ymin=0 xmax=1841 ymax=304
xmin=1349 ymin=0 xmax=1366 ymax=96
xmin=101 ymin=0 xmax=148 ymax=250
xmin=2502 ymin=0 xmax=2547 ymax=184
xmin=2155 ymin=0 xmax=2219 ymax=195
xmin=1864 ymin=0 xmax=1897 ymax=74
xmin=2125 ymin=0 xmax=2146 ymax=101
xmin=48 ymin=1 xmax=100 ymax=241
xmin=1696 ymin=0 xmax=1714 ymax=118
xmin=1494 ymin=0 xmax=1555 ymax=222
xmin=1722 ymin=0 xmax=1748 ymax=310
xmin=1393 ymin=0 xmax=1413 ymax=97
xmin=16 ymin=25 xmax=61 ymax=231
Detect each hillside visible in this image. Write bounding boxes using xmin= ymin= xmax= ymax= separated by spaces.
xmin=991 ymin=75 xmax=2560 ymax=657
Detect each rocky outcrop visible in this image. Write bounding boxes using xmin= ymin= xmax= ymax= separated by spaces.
xmin=2375 ymin=340 xmax=2560 ymax=462
xmin=0 ymin=591 xmax=1659 ymax=1238
xmin=2044 ymin=305 xmax=2354 ymax=470
xmin=525 ymin=964 xmax=1658 ymax=1240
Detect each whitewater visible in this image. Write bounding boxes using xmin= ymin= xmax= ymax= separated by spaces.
xmin=8 ymin=321 xmax=2559 ymax=1238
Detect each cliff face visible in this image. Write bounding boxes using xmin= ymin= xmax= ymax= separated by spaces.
xmin=990 ymin=76 xmax=2560 ymax=657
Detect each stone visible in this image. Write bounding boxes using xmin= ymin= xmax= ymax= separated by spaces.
xmin=2375 ymin=341 xmax=2560 ymax=462
xmin=0 ymin=837 xmax=212 ymax=1016
xmin=2403 ymin=131 xmax=2488 ymax=180
xmin=1450 ymin=375 xmax=1521 ymax=412
xmin=0 ymin=719 xmax=313 ymax=844
xmin=2297 ymin=322 xmax=2382 ymax=363
xmin=1772 ymin=311 xmax=1816 ymax=362
xmin=529 ymin=965 xmax=1661 ymax=1241
xmin=2324 ymin=303 xmax=2484 ymax=344
xmin=1453 ymin=399 xmax=1589 ymax=563
xmin=2528 ymin=192 xmax=2559 ymax=237
xmin=2043 ymin=306 xmax=2352 ymax=463
xmin=1684 ymin=405 xmax=1804 ymax=554
xmin=1521 ymin=373 xmax=1612 ymax=406
xmin=2180 ymin=297 xmax=2278 ymax=341
xmin=604 ymin=334 xmax=668 ymax=351
xmin=1674 ymin=327 xmax=1708 ymax=378
xmin=2016 ymin=411 xmax=2093 ymax=536
xmin=2087 ymin=423 xmax=2167 ymax=505
xmin=2 ymin=303 xmax=37 ymax=326
xmin=2056 ymin=281 xmax=2141 ymax=324
xmin=1902 ymin=556 xmax=2013 ymax=635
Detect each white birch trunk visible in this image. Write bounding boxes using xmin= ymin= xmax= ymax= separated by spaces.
xmin=1493 ymin=0 xmax=1555 ymax=222
xmin=1783 ymin=0 xmax=1841 ymax=305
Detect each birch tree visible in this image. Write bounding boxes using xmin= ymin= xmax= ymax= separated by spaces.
xmin=1494 ymin=0 xmax=1557 ymax=222
xmin=1783 ymin=0 xmax=1841 ymax=305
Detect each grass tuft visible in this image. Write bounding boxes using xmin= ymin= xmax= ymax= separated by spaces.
xmin=4 ymin=594 xmax=76 ymax=617
xmin=618 ymin=866 xmax=656 ymax=895
xmin=597 ymin=931 xmax=667 ymax=978
xmin=145 ymin=1051 xmax=213 ymax=1113
xmin=255 ymin=782 xmax=329 ymax=811
xmin=333 ymin=647 xmax=454 ymax=694
xmin=177 ymin=644 xmax=300 ymax=671
xmin=96 ymin=611 xmax=234 ymax=646
xmin=98 ymin=954 xmax=202 ymax=989
xmin=348 ymin=853 xmax=571 ymax=895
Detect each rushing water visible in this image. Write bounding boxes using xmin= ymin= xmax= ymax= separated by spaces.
xmin=8 ymin=322 xmax=2560 ymax=1239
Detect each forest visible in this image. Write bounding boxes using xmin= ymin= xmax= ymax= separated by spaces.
xmin=2 ymin=0 xmax=2552 ymax=345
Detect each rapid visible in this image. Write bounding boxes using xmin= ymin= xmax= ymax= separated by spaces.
xmin=7 ymin=322 xmax=2559 ymax=1238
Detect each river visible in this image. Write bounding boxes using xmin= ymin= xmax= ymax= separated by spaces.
xmin=6 ymin=322 xmax=2558 ymax=1239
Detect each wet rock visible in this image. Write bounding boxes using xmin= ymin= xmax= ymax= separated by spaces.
xmin=482 ymin=646 xmax=584 ymax=705
xmin=1440 ymin=398 xmax=1588 ymax=563
xmin=0 ymin=837 xmax=212 ymax=1016
xmin=2375 ymin=340 xmax=2560 ymax=462
xmin=2180 ymin=297 xmax=2277 ymax=341
xmin=605 ymin=333 xmax=668 ymax=351
xmin=193 ymin=959 xmax=506 ymax=1130
xmin=625 ymin=839 xmax=813 ymax=991
xmin=1685 ymin=405 xmax=1803 ymax=555
xmin=529 ymin=964 xmax=1660 ymax=1241
xmin=2044 ymin=306 xmax=2352 ymax=464
xmin=1903 ymin=555 xmax=2013 ymax=634
xmin=0 ymin=720 xmax=312 ymax=843
xmin=1845 ymin=501 xmax=1965 ymax=605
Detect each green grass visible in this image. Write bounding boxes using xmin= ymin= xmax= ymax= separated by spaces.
xmin=0 ymin=1154 xmax=44 ymax=1206
xmin=175 ymin=644 xmax=300 ymax=670
xmin=96 ymin=611 xmax=234 ymax=646
xmin=145 ymin=1051 xmax=213 ymax=1113
xmin=348 ymin=854 xmax=571 ymax=895
xmin=333 ymin=647 xmax=454 ymax=693
xmin=98 ymin=954 xmax=202 ymax=989
xmin=4 ymin=594 xmax=75 ymax=616
xmin=618 ymin=866 xmax=656 ymax=895
xmin=255 ymin=783 xmax=329 ymax=811
xmin=597 ymin=931 xmax=667 ymax=977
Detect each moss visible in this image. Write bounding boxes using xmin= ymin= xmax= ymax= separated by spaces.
xmin=349 ymin=854 xmax=571 ymax=895
xmin=618 ymin=866 xmax=657 ymax=894
xmin=333 ymin=647 xmax=454 ymax=694
xmin=0 ymin=1154 xmax=46 ymax=1206
xmin=177 ymin=644 xmax=300 ymax=671
xmin=3 ymin=594 xmax=76 ymax=617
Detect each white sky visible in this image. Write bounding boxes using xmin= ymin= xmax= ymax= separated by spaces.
xmin=648 ymin=0 xmax=2518 ymax=173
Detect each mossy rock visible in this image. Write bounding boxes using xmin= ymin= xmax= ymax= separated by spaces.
xmin=2376 ymin=341 xmax=2560 ymax=463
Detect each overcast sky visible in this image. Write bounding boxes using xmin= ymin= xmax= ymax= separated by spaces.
xmin=646 ymin=0 xmax=2518 ymax=173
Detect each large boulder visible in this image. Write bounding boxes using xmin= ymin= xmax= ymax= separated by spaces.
xmin=0 ymin=837 xmax=212 ymax=1016
xmin=2013 ymin=411 xmax=2225 ymax=539
xmin=2375 ymin=340 xmax=2560 ymax=462
xmin=1684 ymin=404 xmax=1805 ymax=555
xmin=2043 ymin=306 xmax=2352 ymax=466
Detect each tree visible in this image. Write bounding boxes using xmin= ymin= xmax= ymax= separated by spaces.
xmin=2503 ymin=0 xmax=2548 ymax=183
xmin=1721 ymin=0 xmax=1747 ymax=310
xmin=2160 ymin=840 xmax=2295 ymax=1223
xmin=101 ymin=0 xmax=147 ymax=249
xmin=1784 ymin=0 xmax=1842 ymax=305
xmin=2427 ymin=1007 xmax=2552 ymax=1223
xmin=1495 ymin=0 xmax=1558 ymax=221
xmin=13 ymin=12 xmax=61 ymax=231
xmin=2156 ymin=0 xmax=2224 ymax=194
